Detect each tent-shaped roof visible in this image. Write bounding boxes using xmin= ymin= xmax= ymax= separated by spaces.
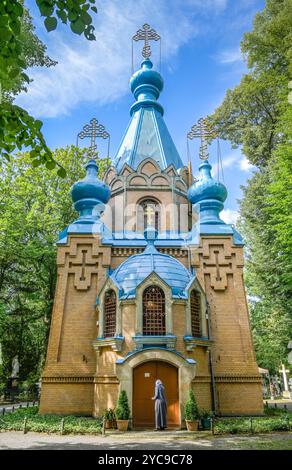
xmin=112 ymin=58 xmax=184 ymax=173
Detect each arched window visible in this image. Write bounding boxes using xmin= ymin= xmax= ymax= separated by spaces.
xmin=104 ymin=290 xmax=116 ymax=338
xmin=137 ymin=199 xmax=160 ymax=232
xmin=143 ymin=286 xmax=165 ymax=336
xmin=190 ymin=290 xmax=201 ymax=337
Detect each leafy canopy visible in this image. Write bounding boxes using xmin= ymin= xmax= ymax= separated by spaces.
xmin=0 ymin=1 xmax=98 ymax=174
xmin=209 ymin=0 xmax=292 ymax=373
xmin=0 ymin=146 xmax=109 ymax=383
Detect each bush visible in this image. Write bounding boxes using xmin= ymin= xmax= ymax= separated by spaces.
xmin=214 ymin=416 xmax=291 ymax=435
xmin=103 ymin=408 xmax=115 ymax=420
xmin=115 ymin=390 xmax=130 ymax=420
xmin=0 ymin=407 xmax=102 ymax=435
xmin=200 ymin=409 xmax=213 ymax=419
xmin=185 ymin=390 xmax=200 ymax=421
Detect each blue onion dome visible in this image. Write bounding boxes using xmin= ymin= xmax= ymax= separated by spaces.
xmin=111 ymin=228 xmax=192 ymax=298
xmin=187 ymin=160 xmax=227 ymax=205
xmin=71 ymin=159 xmax=110 ymax=218
xmin=130 ymin=58 xmax=164 ymax=115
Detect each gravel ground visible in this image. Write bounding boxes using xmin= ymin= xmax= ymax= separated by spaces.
xmin=0 ymin=431 xmax=292 ymax=450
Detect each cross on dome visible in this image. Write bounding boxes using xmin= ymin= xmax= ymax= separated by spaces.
xmin=132 ymin=23 xmax=160 ymax=59
xmin=187 ymin=117 xmax=217 ymax=161
xmin=77 ymin=117 xmax=110 ymax=160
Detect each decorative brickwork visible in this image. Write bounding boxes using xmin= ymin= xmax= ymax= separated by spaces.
xmin=191 ymin=237 xmax=243 ymax=291
xmin=57 ymin=237 xmax=111 ymax=291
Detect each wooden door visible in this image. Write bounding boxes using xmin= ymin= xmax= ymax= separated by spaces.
xmin=133 ymin=361 xmax=179 ymax=428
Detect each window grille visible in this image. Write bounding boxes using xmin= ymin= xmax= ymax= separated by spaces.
xmin=190 ymin=290 xmax=201 ymax=337
xmin=143 ymin=286 xmax=166 ymax=335
xmin=104 ymin=290 xmax=116 ymax=338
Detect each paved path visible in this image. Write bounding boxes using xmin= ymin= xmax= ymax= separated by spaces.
xmin=0 ymin=431 xmax=292 ymax=450
xmin=0 ymin=402 xmax=36 ymax=412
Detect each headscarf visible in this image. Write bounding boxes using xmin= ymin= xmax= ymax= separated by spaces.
xmin=155 ymin=379 xmax=162 ymax=386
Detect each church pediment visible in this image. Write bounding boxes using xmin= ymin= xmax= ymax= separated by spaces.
xmin=120 ymin=163 xmax=134 ymax=176
xmin=104 ymin=166 xmax=117 ymax=185
xmin=138 ymin=158 xmax=161 ymax=176
xmin=110 ymin=178 xmax=123 ymax=191
xmin=165 ymin=164 xmax=178 ymax=177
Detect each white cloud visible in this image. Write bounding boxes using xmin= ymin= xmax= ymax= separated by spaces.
xmin=216 ymin=47 xmax=242 ymax=64
xmin=239 ymin=157 xmax=254 ymax=171
xmin=221 ymin=208 xmax=239 ymax=225
xmin=211 ymin=151 xmax=238 ymax=177
xmin=17 ymin=0 xmax=228 ymax=118
xmin=211 ymin=150 xmax=255 ymax=177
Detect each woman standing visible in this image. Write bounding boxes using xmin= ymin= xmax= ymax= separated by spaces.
xmin=152 ymin=379 xmax=167 ymax=430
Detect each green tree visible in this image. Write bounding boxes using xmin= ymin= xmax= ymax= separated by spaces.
xmin=209 ymin=0 xmax=292 ymax=373
xmin=0 ymin=1 xmax=98 ymax=173
xmin=0 ymin=146 xmax=108 ymax=383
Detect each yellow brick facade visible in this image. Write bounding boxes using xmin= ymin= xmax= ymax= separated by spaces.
xmin=40 ymin=162 xmax=263 ymax=422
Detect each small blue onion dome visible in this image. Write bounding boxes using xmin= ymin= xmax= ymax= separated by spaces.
xmin=187 ymin=160 xmax=227 ymax=225
xmin=71 ymin=159 xmax=110 ymax=219
xmin=188 ymin=160 xmax=227 ymax=204
xmin=130 ymin=58 xmax=164 ymax=115
xmin=111 ymin=228 xmax=192 ymax=298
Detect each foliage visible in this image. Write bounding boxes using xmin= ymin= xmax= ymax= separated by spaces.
xmin=200 ymin=409 xmax=213 ymax=419
xmin=214 ymin=416 xmax=291 ymax=435
xmin=185 ymin=390 xmax=200 ymax=421
xmin=209 ymin=0 xmax=292 ymax=167
xmin=0 ymin=1 xmax=98 ymax=172
xmin=115 ymin=390 xmax=130 ymax=420
xmin=0 ymin=146 xmax=109 ymax=384
xmin=103 ymin=408 xmax=115 ymax=420
xmin=239 ymin=106 xmax=292 ymax=374
xmin=35 ymin=0 xmax=98 ymax=38
xmin=263 ymin=403 xmax=291 ymax=416
xmin=209 ymin=0 xmax=292 ymax=373
xmin=0 ymin=406 xmax=102 ymax=434
xmin=0 ymin=382 xmax=5 ymax=397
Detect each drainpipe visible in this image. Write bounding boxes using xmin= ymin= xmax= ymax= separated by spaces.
xmin=206 ymin=301 xmax=217 ymax=414
xmin=123 ymin=176 xmax=127 ymax=237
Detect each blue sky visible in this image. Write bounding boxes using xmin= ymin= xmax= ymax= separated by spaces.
xmin=20 ymin=0 xmax=266 ymax=224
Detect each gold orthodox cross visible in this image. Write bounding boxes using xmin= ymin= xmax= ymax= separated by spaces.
xmin=133 ymin=24 xmax=160 ymax=59
xmin=145 ymin=205 xmax=155 ymax=227
xmin=77 ymin=117 xmax=110 ymax=160
xmin=187 ymin=117 xmax=216 ymax=160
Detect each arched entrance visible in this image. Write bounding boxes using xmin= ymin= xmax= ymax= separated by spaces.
xmin=133 ymin=361 xmax=179 ymax=428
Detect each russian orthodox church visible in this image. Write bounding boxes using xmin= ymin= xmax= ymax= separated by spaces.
xmin=40 ymin=32 xmax=263 ymax=426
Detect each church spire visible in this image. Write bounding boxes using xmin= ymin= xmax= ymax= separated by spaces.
xmin=113 ymin=25 xmax=184 ymax=174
